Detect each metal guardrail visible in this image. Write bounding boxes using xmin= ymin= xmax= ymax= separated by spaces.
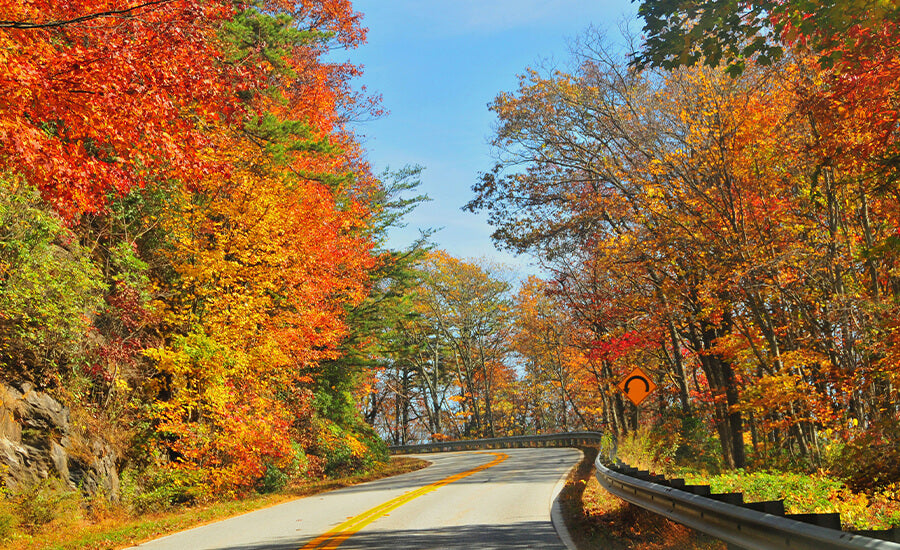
xmin=388 ymin=431 xmax=606 ymax=454
xmin=389 ymin=432 xmax=900 ymax=550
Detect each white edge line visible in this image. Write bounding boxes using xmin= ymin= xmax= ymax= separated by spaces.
xmin=550 ymin=449 xmax=583 ymax=550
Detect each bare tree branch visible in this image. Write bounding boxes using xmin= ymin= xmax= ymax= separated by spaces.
xmin=0 ymin=0 xmax=174 ymax=29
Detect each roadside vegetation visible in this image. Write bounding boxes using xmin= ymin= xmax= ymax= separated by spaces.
xmin=561 ymin=447 xmax=724 ymax=550
xmin=616 ymin=426 xmax=900 ymax=531
xmin=565 ymin=438 xmax=899 ymax=548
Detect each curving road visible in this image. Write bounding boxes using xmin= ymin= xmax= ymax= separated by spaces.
xmin=127 ymin=447 xmax=582 ymax=550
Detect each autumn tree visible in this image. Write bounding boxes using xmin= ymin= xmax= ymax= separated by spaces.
xmin=469 ymin=13 xmax=900 ymax=477
xmin=512 ymin=276 xmax=593 ymax=432
xmin=632 ymin=0 xmax=900 ymax=470
xmin=132 ymin=0 xmax=387 ymax=488
xmin=0 ymin=0 xmax=403 ymax=499
xmin=633 ymin=0 xmax=898 ymax=72
xmin=0 ymin=0 xmax=244 ymax=218
xmin=327 ymin=165 xmax=433 ymax=444
xmin=366 ymin=252 xmax=519 ymax=442
xmin=419 ymin=253 xmax=516 ymax=438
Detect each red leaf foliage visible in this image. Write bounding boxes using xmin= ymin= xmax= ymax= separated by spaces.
xmin=0 ymin=0 xmax=245 ymax=219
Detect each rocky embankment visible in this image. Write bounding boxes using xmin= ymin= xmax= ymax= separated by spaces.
xmin=0 ymin=382 xmax=118 ymax=498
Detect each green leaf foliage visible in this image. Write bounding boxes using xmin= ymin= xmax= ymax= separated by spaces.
xmin=0 ymin=173 xmax=106 ymax=385
xmin=634 ymin=0 xmax=898 ymax=73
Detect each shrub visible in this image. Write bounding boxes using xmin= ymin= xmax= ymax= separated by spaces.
xmin=127 ymin=466 xmax=209 ymax=513
xmin=312 ymin=419 xmax=387 ymax=477
xmin=616 ymin=410 xmax=723 ymax=475
xmin=830 ymin=420 xmax=900 ymax=491
xmin=615 ymin=426 xmax=660 ymax=471
xmin=12 ymin=477 xmax=80 ymax=534
xmin=670 ymin=414 xmax=723 ymax=473
xmin=0 ymin=506 xmax=14 ymax=541
xmin=256 ymin=464 xmax=289 ymax=494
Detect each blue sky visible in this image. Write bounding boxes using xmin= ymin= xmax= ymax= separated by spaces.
xmin=344 ymin=1 xmax=638 ymax=278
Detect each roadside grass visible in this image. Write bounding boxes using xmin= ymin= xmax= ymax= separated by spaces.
xmin=683 ymin=470 xmax=900 ymax=531
xmin=0 ymin=456 xmax=428 ymax=550
xmin=560 ymin=447 xmax=725 ymax=550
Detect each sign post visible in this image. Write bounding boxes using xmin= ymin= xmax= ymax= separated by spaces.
xmin=617 ymin=367 xmax=657 ymax=406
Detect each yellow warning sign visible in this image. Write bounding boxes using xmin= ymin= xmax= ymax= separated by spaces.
xmin=617 ymin=367 xmax=657 ymax=406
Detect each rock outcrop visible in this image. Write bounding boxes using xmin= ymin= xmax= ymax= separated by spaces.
xmin=0 ymin=382 xmax=119 ymax=499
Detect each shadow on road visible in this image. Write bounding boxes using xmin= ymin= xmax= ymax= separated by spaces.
xmin=211 ymin=521 xmax=565 ymax=550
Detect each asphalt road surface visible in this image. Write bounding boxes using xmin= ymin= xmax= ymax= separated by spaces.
xmin=127 ymin=447 xmax=583 ymax=550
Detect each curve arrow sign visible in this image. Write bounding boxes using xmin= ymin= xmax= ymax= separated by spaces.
xmin=617 ymin=367 xmax=657 ymax=406
xmin=624 ymin=376 xmax=650 ymax=394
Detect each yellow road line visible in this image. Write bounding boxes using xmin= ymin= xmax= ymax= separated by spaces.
xmin=300 ymin=452 xmax=509 ymax=549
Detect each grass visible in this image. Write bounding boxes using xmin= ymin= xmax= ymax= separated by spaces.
xmin=685 ymin=470 xmax=900 ymax=531
xmin=0 ymin=456 xmax=428 ymax=550
xmin=559 ymin=447 xmax=726 ymax=550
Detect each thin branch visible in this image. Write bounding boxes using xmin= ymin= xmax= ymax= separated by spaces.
xmin=0 ymin=0 xmax=174 ymax=29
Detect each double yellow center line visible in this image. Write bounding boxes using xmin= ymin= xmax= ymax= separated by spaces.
xmin=300 ymin=452 xmax=509 ymax=549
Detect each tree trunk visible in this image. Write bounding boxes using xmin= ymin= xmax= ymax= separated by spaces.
xmin=687 ymin=318 xmax=746 ymax=469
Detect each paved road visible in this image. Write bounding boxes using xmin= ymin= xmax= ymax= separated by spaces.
xmin=127 ymin=447 xmax=582 ymax=550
